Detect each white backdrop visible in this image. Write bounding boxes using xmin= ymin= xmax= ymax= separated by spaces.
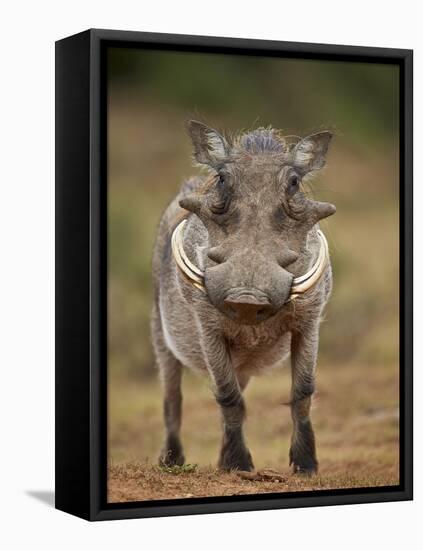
xmin=0 ymin=1 xmax=420 ymax=548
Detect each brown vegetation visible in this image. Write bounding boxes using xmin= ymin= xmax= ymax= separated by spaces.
xmin=108 ymin=461 xmax=399 ymax=502
xmin=108 ymin=360 xmax=399 ymax=503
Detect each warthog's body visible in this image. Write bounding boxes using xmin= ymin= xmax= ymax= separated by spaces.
xmin=152 ymin=122 xmax=335 ymax=473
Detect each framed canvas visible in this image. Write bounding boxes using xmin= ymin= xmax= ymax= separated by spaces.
xmin=55 ymin=28 xmax=413 ymax=521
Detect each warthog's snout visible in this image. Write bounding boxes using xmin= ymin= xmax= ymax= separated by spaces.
xmin=223 ymin=289 xmax=274 ymax=325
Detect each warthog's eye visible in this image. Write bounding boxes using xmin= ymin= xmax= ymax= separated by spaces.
xmin=287 ymin=173 xmax=301 ymax=197
xmin=210 ymin=174 xmax=231 ymax=215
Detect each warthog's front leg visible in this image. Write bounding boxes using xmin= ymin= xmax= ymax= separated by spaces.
xmin=203 ymin=332 xmax=254 ymax=472
xmin=289 ymin=323 xmax=319 ymax=475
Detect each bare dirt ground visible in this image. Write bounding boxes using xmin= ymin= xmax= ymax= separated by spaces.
xmin=108 ymin=360 xmax=399 ymax=503
xmin=108 ymin=462 xmax=399 ymax=502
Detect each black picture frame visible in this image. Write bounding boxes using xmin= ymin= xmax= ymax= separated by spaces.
xmin=55 ymin=28 xmax=413 ymax=521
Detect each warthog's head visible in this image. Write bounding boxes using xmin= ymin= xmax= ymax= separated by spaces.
xmin=180 ymin=121 xmax=336 ymax=325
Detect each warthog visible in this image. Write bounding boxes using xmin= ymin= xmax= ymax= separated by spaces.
xmin=152 ymin=121 xmax=336 ymax=473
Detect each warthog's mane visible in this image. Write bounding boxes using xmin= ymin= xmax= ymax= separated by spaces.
xmin=238 ymin=128 xmax=287 ymax=153
xmin=225 ymin=127 xmax=301 ymax=161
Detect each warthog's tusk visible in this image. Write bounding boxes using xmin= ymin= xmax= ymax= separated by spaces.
xmin=171 ymin=219 xmax=330 ymax=300
xmin=288 ymin=229 xmax=329 ymax=301
xmin=171 ymin=219 xmax=207 ymax=293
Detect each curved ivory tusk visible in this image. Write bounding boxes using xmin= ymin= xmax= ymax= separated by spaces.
xmin=171 ymin=219 xmax=329 ymax=300
xmin=289 ymin=230 xmax=329 ymax=301
xmin=171 ymin=219 xmax=206 ymax=292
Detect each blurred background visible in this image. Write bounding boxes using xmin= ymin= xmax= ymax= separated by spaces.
xmin=108 ymin=47 xmax=400 ymax=494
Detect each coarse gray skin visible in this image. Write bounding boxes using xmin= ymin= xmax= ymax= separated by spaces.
xmin=151 ymin=121 xmax=336 ymax=474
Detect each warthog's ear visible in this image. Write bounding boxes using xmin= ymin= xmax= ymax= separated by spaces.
xmin=292 ymin=131 xmax=333 ymax=174
xmin=187 ymin=120 xmax=229 ymax=167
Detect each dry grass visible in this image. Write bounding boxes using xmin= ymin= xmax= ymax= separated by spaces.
xmin=108 ymin=462 xmax=399 ymax=502
xmin=108 ymin=360 xmax=399 ymax=503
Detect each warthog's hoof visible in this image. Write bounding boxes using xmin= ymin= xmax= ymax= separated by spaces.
xmin=292 ymin=463 xmax=318 ymax=476
xmin=289 ymin=448 xmax=318 ymax=476
xmin=159 ymin=437 xmax=185 ymax=467
xmin=218 ymin=446 xmax=254 ymax=472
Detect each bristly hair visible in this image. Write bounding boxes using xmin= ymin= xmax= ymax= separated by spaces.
xmin=236 ymin=127 xmax=287 ymax=155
